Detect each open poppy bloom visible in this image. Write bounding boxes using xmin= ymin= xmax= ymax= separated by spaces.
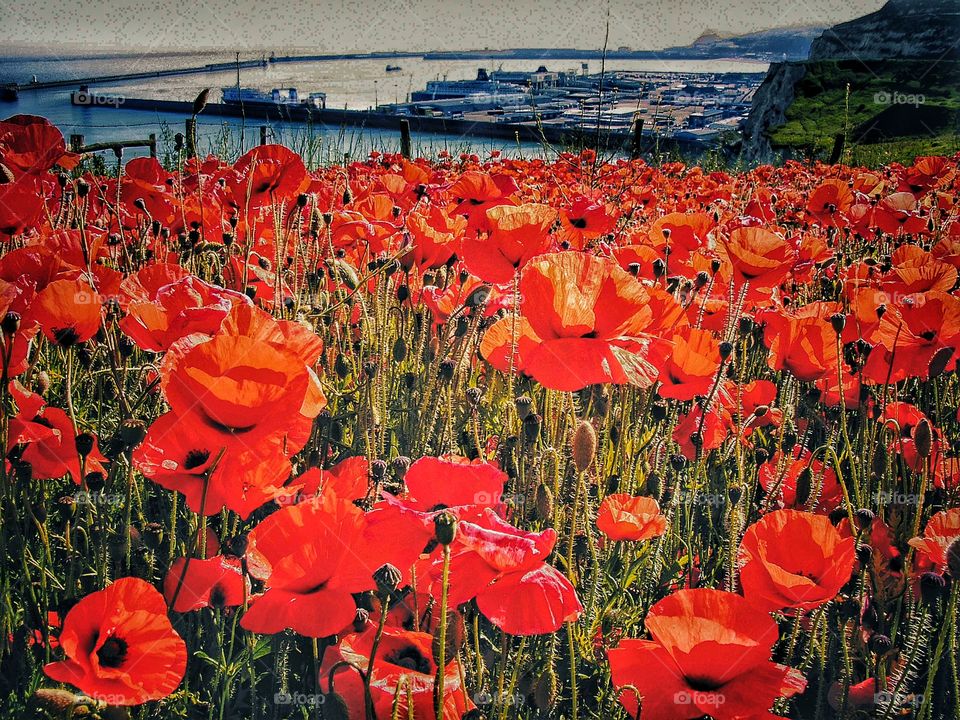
xmin=720 ymin=227 xmax=796 ymax=289
xmin=596 ymin=494 xmax=667 ymax=542
xmin=400 ymin=455 xmax=507 ymax=511
xmin=461 ymin=203 xmax=557 ymax=283
xmin=133 ymin=411 xmax=293 ymax=518
xmin=19 ymin=406 xmax=108 ymax=483
xmin=119 ymin=264 xmax=247 ymax=352
xmin=762 ymin=304 xmax=842 ymax=382
xmin=44 ymin=577 xmax=187 ymax=705
xmin=0 ymin=114 xmax=76 ymax=175
xmin=160 ymin=303 xmax=325 ymax=455
xmin=657 ymin=328 xmax=722 ymax=401
xmin=163 ymin=556 xmax=248 ymax=612
xmin=29 ymin=278 xmax=102 ymax=346
xmin=608 ymin=588 xmax=806 ymax=719
xmin=427 ymin=508 xmax=582 ymax=635
xmin=480 ymin=252 xmax=673 ymax=391
xmin=806 ymin=179 xmax=854 ymax=226
xmin=320 ymin=625 xmax=474 ymax=719
xmin=286 ymin=455 xmax=371 ymax=503
xmin=558 ymin=195 xmax=616 ymax=247
xmin=758 ymin=448 xmax=841 ymax=515
xmin=908 ymin=509 xmax=960 ymax=573
xmin=448 ymin=170 xmax=518 ymax=232
xmin=739 ymin=509 xmax=855 ymax=612
xmin=227 ymin=144 xmax=310 ymax=211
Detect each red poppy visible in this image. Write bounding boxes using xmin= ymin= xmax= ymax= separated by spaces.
xmin=20 ymin=407 xmax=108 ymax=483
xmin=29 ymin=278 xmax=102 ymax=346
xmin=558 ymin=195 xmax=616 ymax=247
xmin=480 ymin=252 xmax=671 ymax=391
xmin=806 ymin=179 xmax=854 ymax=226
xmin=288 ymin=455 xmax=371 ymax=503
xmin=739 ymin=509 xmax=856 ymax=612
xmin=608 ymin=588 xmax=806 ymax=719
xmin=461 ymin=203 xmax=557 ymax=283
xmin=908 ymin=509 xmax=960 ymax=573
xmin=721 ymin=227 xmax=796 ymax=288
xmin=0 ymin=114 xmax=76 ymax=175
xmin=163 ymin=556 xmax=248 ymax=612
xmin=427 ymin=508 xmax=582 ymax=635
xmin=657 ymin=328 xmax=721 ymax=401
xmin=44 ymin=577 xmax=187 ymax=705
xmin=228 ymin=144 xmax=310 ymax=210
xmin=403 ymin=205 xmax=465 ymax=270
xmin=401 ymin=455 xmax=507 ymax=510
xmin=762 ymin=304 xmax=841 ymax=382
xmin=0 ymin=173 xmax=45 ymax=237
xmin=448 ymin=170 xmax=518 ymax=232
xmin=320 ymin=625 xmax=474 ymax=719
xmin=133 ymin=411 xmax=292 ymax=518
xmin=758 ymin=448 xmax=841 ymax=514
xmin=119 ymin=264 xmax=246 ymax=352
xmin=596 ymin=494 xmax=667 ymax=542
xmin=872 ymin=192 xmax=928 ymax=235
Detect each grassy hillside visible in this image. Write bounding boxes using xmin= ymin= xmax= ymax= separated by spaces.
xmin=770 ymin=59 xmax=960 ymax=163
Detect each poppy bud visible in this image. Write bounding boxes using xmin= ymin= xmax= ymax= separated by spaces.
xmin=466 ymin=386 xmax=483 ymax=407
xmin=855 ymin=508 xmax=875 ymax=529
xmin=868 ymin=633 xmax=891 ymax=655
xmin=534 ymin=483 xmax=554 ymax=520
xmin=710 ymin=258 xmax=722 ymax=274
xmin=828 ymin=507 xmax=847 ymax=526
xmin=117 ymin=336 xmax=135 ymax=358
xmin=652 ymin=259 xmax=666 ymax=277
xmin=860 ymin=599 xmax=879 ymax=631
xmin=438 ymin=358 xmax=455 ymax=381
xmin=929 ymin=346 xmax=954 ymax=378
xmin=373 ymin=563 xmax=403 ymax=597
xmin=390 ymin=456 xmax=411 ymax=479
xmin=572 ymin=421 xmax=597 ymax=473
xmin=34 ymin=371 xmax=51 ymax=396
xmin=320 ymin=691 xmax=351 ymax=720
xmin=370 ymin=459 xmax=387 ymax=480
xmin=728 ymin=486 xmax=743 ymax=504
xmin=876 ymin=304 xmax=886 ymax=319
xmin=947 ymin=538 xmax=960 ymax=579
xmin=515 ymin=396 xmax=534 ymax=420
xmin=76 ymin=179 xmax=89 ymax=198
xmin=856 ymin=544 xmax=873 ymax=566
xmin=363 ymin=360 xmax=378 ymax=380
xmin=533 ymin=665 xmax=558 ymax=712
xmin=75 ymin=432 xmax=95 ymax=457
xmin=434 ymin=511 xmax=458 ymax=546
xmin=29 ymin=688 xmax=82 ymax=715
xmin=651 ymin=401 xmax=667 ymax=421
xmin=627 ymin=262 xmax=641 ymax=277
xmin=914 ymin=419 xmax=932 ymax=459
xmin=781 ymin=431 xmax=797 ymax=451
xmin=2 ymin=311 xmax=21 ymax=335
xmin=826 ymin=310 xmax=846 ymax=334
xmin=694 ymin=271 xmax=709 ymax=289
xmin=919 ymin=571 xmax=947 ymax=603
xmin=719 ymin=341 xmax=734 ymax=360
xmin=391 ymin=336 xmax=408 ymax=362
xmin=522 ymin=413 xmax=542 ymax=444
xmin=142 ymin=522 xmax=164 ymax=551
xmin=119 ymin=418 xmax=147 ymax=450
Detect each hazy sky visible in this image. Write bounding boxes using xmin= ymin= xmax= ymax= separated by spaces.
xmin=5 ymin=0 xmax=886 ymax=53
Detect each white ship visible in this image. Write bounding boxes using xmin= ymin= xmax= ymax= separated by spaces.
xmin=221 ymin=87 xmax=326 ymax=109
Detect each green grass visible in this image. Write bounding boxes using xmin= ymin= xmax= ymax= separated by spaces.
xmin=770 ymin=59 xmax=960 ymax=165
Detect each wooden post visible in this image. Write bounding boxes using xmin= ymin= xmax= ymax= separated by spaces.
xmin=399 ymin=119 xmax=411 ymax=159
xmin=70 ymin=134 xmax=84 ymax=153
xmin=260 ymin=125 xmax=268 ymax=146
xmin=631 ymin=118 xmax=644 ymax=159
xmin=148 ymin=133 xmax=157 ymax=158
xmin=185 ymin=118 xmax=197 ymax=158
xmin=829 ymin=132 xmax=845 ymax=164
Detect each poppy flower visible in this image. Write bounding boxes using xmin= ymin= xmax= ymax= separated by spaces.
xmin=20 ymin=407 xmax=108 ymax=483
xmin=449 ymin=170 xmax=518 ymax=232
xmin=480 ymin=252 xmax=670 ymax=391
xmin=872 ymin=192 xmax=928 ymax=235
xmin=908 ymin=509 xmax=960 ymax=573
xmin=163 ymin=556 xmax=248 ymax=612
xmin=119 ymin=264 xmax=247 ymax=352
xmin=608 ymin=588 xmax=806 ymax=719
xmin=29 ymin=278 xmax=102 ymax=347
xmin=558 ymin=195 xmax=616 ymax=247
xmin=403 ymin=205 xmax=465 ymax=270
xmin=160 ymin=303 xmax=325 ymax=455
xmin=401 ymin=455 xmax=507 ymax=510
xmin=721 ymin=227 xmax=796 ymax=289
xmin=596 ymin=494 xmax=667 ymax=542
xmin=44 ymin=577 xmax=187 ymax=705
xmin=657 ymin=328 xmax=721 ymax=401
xmin=758 ymin=448 xmax=841 ymax=515
xmin=0 ymin=114 xmax=75 ymax=175
xmin=287 ymin=455 xmax=371 ymax=503
xmin=461 ymin=203 xmax=557 ymax=283
xmin=739 ymin=509 xmax=856 ymax=612
xmin=0 ymin=173 xmax=45 ymax=237
xmin=228 ymin=144 xmax=310 ymax=210
xmin=649 ymin=212 xmax=714 ymax=262
xmin=762 ymin=305 xmax=841 ymax=382
xmin=320 ymin=625 xmax=473 ymax=719
xmin=133 ymin=411 xmax=292 ymax=518
xmin=428 ymin=508 xmax=582 ymax=635
xmin=806 ymin=179 xmax=854 ymax=226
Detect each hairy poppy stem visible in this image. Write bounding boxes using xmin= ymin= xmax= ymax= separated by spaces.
xmin=434 ymin=543 xmax=451 ymax=720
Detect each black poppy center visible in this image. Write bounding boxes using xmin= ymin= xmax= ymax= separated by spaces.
xmin=385 ymin=645 xmax=431 ymax=674
xmin=53 ymin=327 xmax=80 ymax=347
xmin=184 ymin=449 xmax=211 ymax=470
xmin=209 ymin=584 xmax=227 ymax=608
xmin=570 ymin=217 xmax=588 ymax=229
xmin=685 ymin=675 xmax=723 ymax=692
xmin=97 ymin=636 xmax=129 ymax=669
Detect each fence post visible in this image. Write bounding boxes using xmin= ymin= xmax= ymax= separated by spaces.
xmin=631 ymin=118 xmax=644 ymax=159
xmin=70 ymin=134 xmax=84 ymax=153
xmin=185 ymin=118 xmax=197 ymax=158
xmin=260 ymin=125 xmax=268 ymax=146
xmin=829 ymin=132 xmax=845 ymax=164
xmin=399 ymin=119 xmax=411 ymax=159
xmin=148 ymin=133 xmax=157 ymax=158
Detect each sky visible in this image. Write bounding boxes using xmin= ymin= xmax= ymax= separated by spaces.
xmin=3 ymin=0 xmax=887 ymax=53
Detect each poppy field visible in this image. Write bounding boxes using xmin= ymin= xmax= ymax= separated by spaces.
xmin=2 ymin=113 xmax=960 ymax=720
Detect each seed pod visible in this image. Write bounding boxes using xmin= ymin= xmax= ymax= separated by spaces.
xmin=535 ymin=483 xmax=554 ymax=520
xmin=434 ymin=511 xmax=458 ymax=546
xmin=532 ymin=665 xmax=558 ymax=712
xmin=514 ymin=396 xmax=534 ymax=420
xmin=914 ymin=418 xmax=932 ymax=459
xmin=1 ymin=311 xmax=20 ymax=335
xmin=571 ymin=421 xmax=597 ymax=473
xmin=830 ymin=313 xmax=846 ymax=334
xmin=29 ymin=688 xmax=81 ymax=714
xmin=373 ymin=563 xmax=402 ymax=597
xmin=522 ymin=413 xmax=542 ymax=444
xmin=75 ymin=432 xmax=95 ymax=457
xmin=320 ymin=691 xmax=351 ymax=720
